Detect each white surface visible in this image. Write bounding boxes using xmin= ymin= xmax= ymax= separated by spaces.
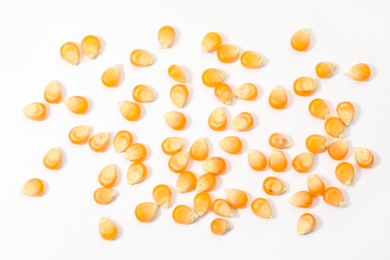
xmin=1 ymin=0 xmax=390 ymax=259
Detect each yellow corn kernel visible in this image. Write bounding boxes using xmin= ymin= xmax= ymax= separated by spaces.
xmin=226 ymin=189 xmax=248 ymax=209
xmin=269 ymin=133 xmax=291 ymax=149
xmin=132 ymin=84 xmax=155 ymax=103
xmin=82 ymin=35 xmax=101 ymax=59
xmin=23 ymin=102 xmax=47 ymax=121
xmin=248 ymin=149 xmax=267 ymax=171
xmin=98 ymin=164 xmax=117 ymax=188
xmin=99 ymin=217 xmax=118 ymax=241
xmin=328 ymin=140 xmax=348 ymax=160
xmin=323 ymin=187 xmax=345 ymax=207
xmin=22 ymin=178 xmax=45 ymax=197
xmin=263 ymin=177 xmax=286 ymax=195
xmin=202 ymin=32 xmax=222 ymax=52
xmin=208 ymin=107 xmax=227 ymax=131
xmin=292 ymin=153 xmax=313 ymax=173
xmin=135 ymin=202 xmax=158 ymax=222
xmin=202 ymin=68 xmax=224 ymax=87
xmin=354 ymin=147 xmax=374 ymax=168
xmin=251 ymin=198 xmax=272 ymax=218
xmin=65 ymin=96 xmax=88 ymax=114
xmin=161 ymin=137 xmax=184 ymax=155
xmin=325 ymin=117 xmax=345 ymax=138
xmin=130 ymin=49 xmax=153 ymax=67
xmin=269 ymin=150 xmax=288 ymax=172
xmin=176 ymin=171 xmax=197 ymax=193
xmin=153 ymin=184 xmax=172 ymax=208
xmin=346 ymin=63 xmax=371 ymax=81
xmin=210 ymin=218 xmax=231 ymax=235
xmin=44 ymin=81 xmax=62 ymax=104
xmin=69 ymin=125 xmax=90 ymax=145
xmin=231 ymin=112 xmax=254 ymax=131
xmin=202 ymin=157 xmax=226 ymax=175
xmin=168 ymin=151 xmax=189 ymax=173
xmin=124 ymin=143 xmax=147 ymax=162
xmin=241 ymin=51 xmax=263 ymax=69
xmin=235 ymin=83 xmax=258 ymax=100
xmin=189 ymin=137 xmax=209 ymax=161
xmin=269 ymin=86 xmax=288 ymax=109
xmin=219 ymin=136 xmax=242 ymax=154
xmin=93 ymin=187 xmax=116 ymax=205
xmin=306 ymin=134 xmax=329 ymax=153
xmin=293 ymin=77 xmax=317 ymax=96
xmin=211 ymin=198 xmax=233 ymax=217
xmin=337 ymin=102 xmax=354 ymax=126
xmin=290 ymin=191 xmax=313 ymax=208
xmin=196 ymin=173 xmax=217 ymax=192
xmin=194 ymin=192 xmax=212 ymax=216
xmin=165 ymin=111 xmax=186 ymax=130
xmin=127 ymin=162 xmax=147 ymax=185
xmin=290 ymin=29 xmax=310 ymax=51
xmin=43 ymin=147 xmax=62 ymax=170
xmin=217 ymin=44 xmax=240 ymax=63
xmin=101 ymin=65 xmax=120 ymax=87
xmin=168 ymin=64 xmax=186 ymax=83
xmin=158 ymin=25 xmax=175 ymax=48
xmin=214 ymin=83 xmax=233 ymax=105
xmin=89 ymin=132 xmax=110 ymax=152
xmin=309 ymin=98 xmax=329 ymax=120
xmin=172 ymin=205 xmax=199 ymax=224
xmin=336 ymin=162 xmax=354 ymax=185
xmin=60 ymin=42 xmax=80 ymax=65
xmin=170 ymin=84 xmax=189 ymax=107
xmin=113 ymin=130 xmax=132 ymax=153
xmin=315 ymin=62 xmax=335 ymax=78
xmin=297 ymin=213 xmax=316 ymax=235
xmin=307 ymin=174 xmax=325 ymax=196
xmin=118 ymin=101 xmax=141 ymax=121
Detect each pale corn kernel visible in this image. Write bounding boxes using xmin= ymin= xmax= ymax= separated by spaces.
xmin=202 ymin=32 xmax=222 ymax=52
xmin=297 ymin=213 xmax=316 ymax=235
xmin=290 ymin=191 xmax=313 ymax=208
xmin=127 ymin=162 xmax=147 ymax=185
xmin=290 ymin=29 xmax=310 ymax=51
xmin=23 ymin=102 xmax=47 ymax=121
xmin=208 ymin=107 xmax=228 ymax=131
xmin=210 ymin=218 xmax=231 ymax=235
xmin=248 ymin=149 xmax=267 ymax=171
xmin=328 ymin=140 xmax=348 ymax=160
xmin=60 ymin=42 xmax=80 ymax=65
xmin=202 ymin=68 xmax=224 ymax=87
xmin=82 ymin=35 xmax=101 ymax=59
xmin=65 ymin=96 xmax=88 ymax=114
xmin=176 ymin=171 xmax=197 ymax=193
xmin=69 ymin=125 xmax=90 ymax=144
xmin=44 ymin=81 xmax=62 ymax=103
xmin=113 ymin=130 xmax=133 ymax=153
xmin=211 ymin=198 xmax=233 ymax=217
xmin=263 ymin=177 xmax=286 ymax=195
xmin=168 ymin=64 xmax=186 ymax=83
xmin=89 ymin=132 xmax=110 ymax=152
xmin=161 ymin=137 xmax=184 ymax=155
xmin=158 ymin=26 xmax=175 ymax=48
xmin=269 ymin=86 xmax=288 ymax=109
xmin=168 ymin=151 xmax=189 ymax=173
xmin=119 ymin=101 xmax=141 ymax=121
xmin=337 ymin=102 xmax=354 ymax=126
xmin=99 ymin=217 xmax=118 ymax=240
xmin=135 ymin=202 xmax=158 ymax=222
xmin=93 ymin=187 xmax=116 ymax=205
xmin=325 ymin=117 xmax=345 ymax=138
xmin=269 ymin=150 xmax=288 ymax=172
xmin=165 ymin=111 xmax=187 ymax=130
xmin=43 ymin=147 xmax=62 ymax=170
xmin=235 ymin=83 xmax=258 ymax=100
xmin=194 ymin=192 xmax=212 ymax=216
xmin=132 ymin=84 xmax=155 ymax=103
xmin=251 ymin=198 xmax=272 ymax=218
xmin=217 ymin=44 xmax=240 ymax=63
xmin=22 ymin=178 xmax=45 ymax=197
xmin=315 ymin=62 xmax=335 ymax=78
xmin=214 ymin=83 xmax=233 ymax=105
xmin=306 ymin=134 xmax=329 ymax=153
xmin=309 ymin=98 xmax=329 ymax=119
xmin=323 ymin=187 xmax=345 ymax=207
xmin=335 ymin=162 xmax=354 ymax=185
xmin=172 ymin=205 xmax=199 ymax=224
xmin=293 ymin=77 xmax=317 ymax=96
xmin=354 ymin=147 xmax=374 ymax=168
xmin=189 ymin=137 xmax=209 ymax=161
xmin=153 ymin=184 xmax=172 ymax=208
xmin=241 ymin=51 xmax=263 ymax=69
xmin=219 ymin=136 xmax=242 ymax=154
xmin=124 ymin=143 xmax=147 ymax=162
xmin=98 ymin=164 xmax=117 ymax=188
xmin=231 ymin=112 xmax=254 ymax=131
xmin=196 ymin=173 xmax=217 ymax=192
xmin=130 ymin=49 xmax=153 ymax=67
xmin=269 ymin=133 xmax=291 ymax=149
xmin=225 ymin=189 xmax=248 ymax=209
xmin=292 ymin=152 xmax=314 ymax=173
xmin=170 ymin=84 xmax=189 ymax=108
xmin=202 ymin=157 xmax=226 ymax=175
xmin=307 ymin=174 xmax=325 ymax=196
xmin=346 ymin=63 xmax=371 ymax=81
xmin=101 ymin=65 xmax=121 ymax=87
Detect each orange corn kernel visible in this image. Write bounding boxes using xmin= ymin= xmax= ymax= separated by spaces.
xmin=165 ymin=111 xmax=187 ymax=130
xmin=269 ymin=86 xmax=288 ymax=109
xmin=44 ymin=81 xmax=62 ymax=103
xmin=168 ymin=64 xmax=186 ymax=83
xmin=323 ymin=187 xmax=345 ymax=207
xmin=214 ymin=83 xmax=233 ymax=105
xmin=290 ymin=29 xmax=310 ymax=51
xmin=309 ymin=98 xmax=329 ymax=119
xmin=202 ymin=68 xmax=224 ymax=87
xmin=176 ymin=171 xmax=197 ymax=193
xmin=161 ymin=137 xmax=184 ymax=155
xmin=219 ymin=136 xmax=243 ymax=154
xmin=119 ymin=101 xmax=141 ymax=121
xmin=241 ymin=51 xmax=263 ymax=69
xmin=170 ymin=84 xmax=189 ymax=107
xmin=315 ymin=62 xmax=335 ymax=78
xmin=354 ymin=147 xmax=374 ymax=168
xmin=23 ymin=102 xmax=47 ymax=121
xmin=168 ymin=151 xmax=189 ymax=173
xmin=210 ymin=218 xmax=231 ymax=235
xmin=172 ymin=205 xmax=199 ymax=224
xmin=158 ymin=25 xmax=175 ymax=48
xmin=306 ymin=134 xmax=329 ymax=153
xmin=130 ymin=49 xmax=153 ymax=67
xmin=297 ymin=213 xmax=316 ymax=235
xmin=231 ymin=112 xmax=254 ymax=131
xmin=211 ymin=198 xmax=233 ymax=217
xmin=202 ymin=157 xmax=226 ymax=175
xmin=263 ymin=177 xmax=286 ymax=195
xmin=293 ymin=77 xmax=317 ymax=96
xmin=60 ymin=42 xmax=80 ymax=65
xmin=98 ymin=164 xmax=117 ymax=188
xmin=269 ymin=150 xmax=288 ymax=172
xmin=292 ymin=152 xmax=314 ymax=173
xmin=307 ymin=174 xmax=325 ymax=196
xmin=189 ymin=137 xmax=209 ymax=161
xmin=93 ymin=187 xmax=116 ymax=205
xmin=196 ymin=173 xmax=217 ymax=192
xmin=325 ymin=117 xmax=345 ymax=138
xmin=89 ymin=132 xmax=110 ymax=152
xmin=113 ymin=130 xmax=133 ymax=153
xmin=43 ymin=147 xmax=62 ymax=170
xmin=101 ymin=65 xmax=121 ymax=87
xmin=335 ymin=162 xmax=354 ymax=185
xmin=135 ymin=202 xmax=158 ymax=222
xmin=153 ymin=184 xmax=172 ymax=208
xmin=202 ymin=32 xmax=222 ymax=52
xmin=251 ymin=198 xmax=272 ymax=218
xmin=290 ymin=191 xmax=313 ymax=208
xmin=269 ymin=133 xmax=291 ymax=149
xmin=226 ymin=189 xmax=248 ymax=209
xmin=337 ymin=102 xmax=354 ymax=126
xmin=248 ymin=149 xmax=267 ymax=171
xmin=132 ymin=85 xmax=155 ymax=103
xmin=217 ymin=44 xmax=240 ymax=63
xmin=346 ymin=63 xmax=371 ymax=81
xmin=235 ymin=83 xmax=258 ymax=100
xmin=69 ymin=125 xmax=90 ymax=145
xmin=99 ymin=217 xmax=118 ymax=240
xmin=127 ymin=162 xmax=147 ymax=185
xmin=194 ymin=192 xmax=212 ymax=216
xmin=22 ymin=178 xmax=45 ymax=197
xmin=124 ymin=143 xmax=147 ymax=162
xmin=82 ymin=35 xmax=101 ymax=59
xmin=328 ymin=140 xmax=348 ymax=160
xmin=65 ymin=96 xmax=88 ymax=114
xmin=208 ymin=107 xmax=227 ymax=131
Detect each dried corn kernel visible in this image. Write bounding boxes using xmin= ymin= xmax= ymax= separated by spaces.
xmin=153 ymin=184 xmax=172 ymax=208
xmin=168 ymin=64 xmax=186 ymax=83
xmin=22 ymin=178 xmax=45 ymax=197
xmin=82 ymin=35 xmax=101 ymax=59
xmin=231 ymin=112 xmax=254 ymax=131
xmin=158 ymin=26 xmax=175 ymax=48
xmin=290 ymin=29 xmax=310 ymax=51
xmin=170 ymin=84 xmax=189 ymax=107
xmin=202 ymin=32 xmax=222 ymax=52
xmin=269 ymin=133 xmax=291 ymax=149
xmin=194 ymin=192 xmax=212 ymax=216
xmin=98 ymin=164 xmax=117 ymax=188
xmin=172 ymin=205 xmax=199 ymax=224
xmin=202 ymin=68 xmax=224 ymax=87
xmin=176 ymin=171 xmax=197 ymax=193
xmin=241 ymin=51 xmax=263 ymax=69
xmin=101 ymin=65 xmax=121 ymax=87
xmin=196 ymin=173 xmax=217 ymax=192
xmin=94 ymin=187 xmax=116 ymax=205
xmin=235 ymin=83 xmax=258 ymax=100
xmin=99 ymin=217 xmax=118 ymax=240
xmin=306 ymin=134 xmax=329 ymax=153
xmin=118 ymin=101 xmax=141 ymax=121
xmin=69 ymin=125 xmax=90 ymax=144
xmin=293 ymin=77 xmax=317 ymax=96
xmin=60 ymin=42 xmax=80 ymax=65
xmin=346 ymin=63 xmax=371 ymax=81
xmin=189 ymin=138 xmax=209 ymax=161
xmin=132 ymin=84 xmax=155 ymax=103
xmin=211 ymin=199 xmax=233 ymax=217
xmin=325 ymin=117 xmax=345 ymax=138
xmin=214 ymin=83 xmax=233 ymax=105
xmin=165 ymin=111 xmax=186 ymax=130
xmin=292 ymin=152 xmax=314 ymax=173
xmin=65 ymin=96 xmax=88 ymax=114
xmin=290 ymin=191 xmax=313 ymax=208
xmin=210 ymin=218 xmax=231 ymax=235
xmin=202 ymin=157 xmax=226 ymax=175
xmin=113 ymin=130 xmax=132 ymax=153
xmin=248 ymin=150 xmax=267 ymax=171
xmin=130 ymin=49 xmax=153 ymax=67
xmin=251 ymin=198 xmax=272 ymax=218
xmin=43 ymin=147 xmax=62 ymax=170
xmin=135 ymin=202 xmax=158 ymax=222
xmin=124 ymin=143 xmax=147 ymax=162
xmin=297 ymin=213 xmax=316 ymax=235
xmin=161 ymin=137 xmax=184 ymax=155
xmin=226 ymin=189 xmax=248 ymax=209
xmin=168 ymin=151 xmax=189 ymax=173
xmin=307 ymin=174 xmax=325 ymax=196
xmin=269 ymin=86 xmax=288 ymax=109
xmin=208 ymin=107 xmax=227 ymax=131
xmin=309 ymin=98 xmax=329 ymax=119
xmin=219 ymin=136 xmax=242 ymax=154
xmin=335 ymin=162 xmax=354 ymax=185
xmin=217 ymin=44 xmax=240 ymax=63
xmin=269 ymin=150 xmax=288 ymax=172
xmin=44 ymin=80 xmax=62 ymax=103
xmin=89 ymin=132 xmax=110 ymax=152
xmin=263 ymin=177 xmax=286 ymax=195
xmin=23 ymin=102 xmax=47 ymax=121
xmin=328 ymin=140 xmax=348 ymax=160
xmin=127 ymin=162 xmax=147 ymax=185
xmin=354 ymin=147 xmax=374 ymax=168
xmin=337 ymin=102 xmax=354 ymax=126
xmin=323 ymin=187 xmax=344 ymax=207
xmin=315 ymin=62 xmax=335 ymax=78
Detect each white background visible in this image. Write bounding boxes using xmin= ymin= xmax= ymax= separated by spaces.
xmin=1 ymin=0 xmax=390 ymax=259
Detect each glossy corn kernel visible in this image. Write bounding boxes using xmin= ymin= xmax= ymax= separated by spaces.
xmin=165 ymin=111 xmax=187 ymax=130
xmin=210 ymin=218 xmax=231 ymax=235
xmin=101 ymin=65 xmax=121 ymax=87
xmin=168 ymin=151 xmax=189 ymax=173
xmin=231 ymin=112 xmax=254 ymax=131
xmin=98 ymin=164 xmax=117 ymax=188
xmin=208 ymin=107 xmax=227 ymax=131
xmin=124 ymin=143 xmax=147 ymax=162
xmin=44 ymin=80 xmax=62 ymax=103
xmin=290 ymin=29 xmax=310 ymax=51
xmin=202 ymin=32 xmax=222 ymax=52
xmin=251 ymin=198 xmax=272 ymax=218
xmin=202 ymin=157 xmax=226 ymax=175
xmin=43 ymin=147 xmax=62 ymax=170
xmin=335 ymin=162 xmax=354 ymax=185
xmin=248 ymin=149 xmax=267 ymax=171
xmin=217 ymin=44 xmax=240 ymax=63
xmin=60 ymin=42 xmax=80 ymax=65
xmin=22 ymin=178 xmax=45 ymax=197
xmin=153 ymin=184 xmax=172 ymax=208
xmin=23 ymin=102 xmax=47 ymax=121
xmin=263 ymin=177 xmax=286 ymax=195
xmin=297 ymin=213 xmax=316 ymax=235
xmin=170 ymin=84 xmax=188 ymax=107
xmin=135 ymin=202 xmax=158 ymax=222
xmin=158 ymin=26 xmax=175 ymax=48
xmin=323 ymin=187 xmax=345 ymax=207
xmin=69 ymin=125 xmax=90 ymax=144
xmin=168 ymin=64 xmax=186 ymax=83
xmin=307 ymin=174 xmax=325 ymax=196
xmin=269 ymin=86 xmax=288 ymax=109
xmin=65 ymin=96 xmax=88 ymax=114
xmin=290 ymin=191 xmax=313 ymax=208
xmin=113 ymin=130 xmax=132 ymax=153
xmin=328 ymin=140 xmax=348 ymax=160
xmin=235 ymin=83 xmax=258 ymax=100
xmin=94 ymin=187 xmax=116 ymax=205
xmin=292 ymin=152 xmax=314 ymax=173
xmin=161 ymin=137 xmax=184 ymax=155
xmin=99 ymin=217 xmax=118 ymax=240
xmin=89 ymin=132 xmax=110 ymax=152
xmin=337 ymin=102 xmax=354 ymax=126
xmin=293 ymin=77 xmax=317 ymax=96
xmin=325 ymin=117 xmax=345 ymax=138
xmin=315 ymin=62 xmax=335 ymax=78
xmin=309 ymin=98 xmax=329 ymax=119
xmin=214 ymin=83 xmax=233 ymax=105
xmin=194 ymin=192 xmax=212 ymax=216
xmin=196 ymin=173 xmax=217 ymax=192
xmin=241 ymin=51 xmax=263 ymax=69
xmin=269 ymin=150 xmax=288 ymax=172
xmin=189 ymin=137 xmax=209 ymax=161
xmin=127 ymin=162 xmax=147 ymax=185
xmin=354 ymin=147 xmax=374 ymax=168
xmin=226 ymin=189 xmax=248 ymax=209
xmin=130 ymin=49 xmax=153 ymax=67
xmin=172 ymin=205 xmax=199 ymax=224
xmin=132 ymin=84 xmax=155 ymax=103
xmin=346 ymin=63 xmax=371 ymax=81
xmin=176 ymin=171 xmax=197 ymax=193
xmin=211 ymin=199 xmax=233 ymax=217
xmin=219 ymin=136 xmax=242 ymax=154
xmin=118 ymin=101 xmax=141 ymax=121
xmin=306 ymin=134 xmax=329 ymax=153
xmin=82 ymin=35 xmax=101 ymax=59
xmin=202 ymin=68 xmax=224 ymax=87
xmin=269 ymin=133 xmax=291 ymax=149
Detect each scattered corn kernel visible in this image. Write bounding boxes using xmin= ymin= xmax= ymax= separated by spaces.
xmin=231 ymin=112 xmax=254 ymax=131
xmin=82 ymin=35 xmax=101 ymax=59
xmin=22 ymin=178 xmax=45 ymax=197
xmin=202 ymin=32 xmax=222 ymax=52
xmin=130 ymin=49 xmax=153 ymax=67
xmin=172 ymin=205 xmax=199 ymax=224
xmin=168 ymin=64 xmax=186 ymax=83
xmin=269 ymin=133 xmax=291 ymax=149
xmin=290 ymin=191 xmax=313 ymax=208
xmin=189 ymin=137 xmax=209 ymax=161
xmin=89 ymin=132 xmax=110 ymax=152
xmin=99 ymin=217 xmax=118 ymax=240
xmin=290 ymin=29 xmax=310 ymax=51
xmin=165 ymin=111 xmax=187 ymax=130
xmin=328 ymin=140 xmax=348 ymax=160
xmin=98 ymin=164 xmax=117 ymax=188
xmin=101 ymin=65 xmax=121 ymax=87
xmin=323 ymin=187 xmax=345 ymax=207
xmin=65 ymin=96 xmax=88 ymax=114
xmin=315 ymin=62 xmax=335 ymax=78
xmin=210 ymin=218 xmax=231 ymax=235
xmin=293 ymin=77 xmax=317 ymax=96
xmin=309 ymin=98 xmax=329 ymax=119
xmin=235 ymin=83 xmax=258 ymax=100
xmin=217 ymin=44 xmax=240 ymax=63
xmin=168 ymin=151 xmax=189 ymax=173
xmin=219 ymin=136 xmax=242 ymax=154
xmin=202 ymin=68 xmax=224 ymax=87
xmin=176 ymin=171 xmax=197 ymax=193
xmin=113 ymin=130 xmax=133 ymax=153
xmin=43 ymin=147 xmax=62 ymax=170
xmin=214 ymin=83 xmax=233 ymax=105
xmin=306 ymin=134 xmax=329 ymax=153
xmin=202 ymin=157 xmax=226 ymax=175
xmin=124 ymin=143 xmax=147 ymax=162
xmin=44 ymin=80 xmax=62 ymax=103
xmin=69 ymin=125 xmax=90 ymax=144
xmin=335 ymin=162 xmax=354 ymax=185
xmin=132 ymin=84 xmax=155 ymax=103
xmin=208 ymin=107 xmax=227 ymax=131
xmin=23 ymin=102 xmax=47 ymax=121
xmin=170 ymin=84 xmax=189 ymax=107
xmin=194 ymin=192 xmax=212 ymax=216
xmin=127 ymin=162 xmax=147 ymax=185
xmin=226 ymin=189 xmax=248 ymax=209
xmin=158 ymin=26 xmax=175 ymax=48
xmin=251 ymin=198 xmax=272 ymax=218
xmin=354 ymin=147 xmax=374 ymax=168
xmin=211 ymin=198 xmax=233 ymax=217
xmin=307 ymin=174 xmax=325 ymax=196
xmin=196 ymin=173 xmax=217 ymax=192
xmin=241 ymin=51 xmax=263 ymax=69
xmin=93 ymin=187 xmax=116 ymax=205
xmin=337 ymin=102 xmax=354 ymax=126
xmin=60 ymin=42 xmax=80 ymax=65
xmin=118 ymin=101 xmax=141 ymax=121
xmin=325 ymin=117 xmax=345 ymax=138
xmin=346 ymin=63 xmax=371 ymax=81
xmin=263 ymin=177 xmax=286 ymax=195
xmin=292 ymin=152 xmax=314 ymax=173
xmin=153 ymin=184 xmax=172 ymax=208
xmin=269 ymin=150 xmax=288 ymax=172
xmin=297 ymin=213 xmax=316 ymax=235
xmin=248 ymin=149 xmax=267 ymax=171
xmin=135 ymin=202 xmax=158 ymax=222
xmin=161 ymin=137 xmax=184 ymax=155
xmin=269 ymin=86 xmax=288 ymax=109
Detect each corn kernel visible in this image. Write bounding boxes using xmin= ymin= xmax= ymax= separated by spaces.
xmin=306 ymin=134 xmax=329 ymax=153
xmin=22 ymin=178 xmax=45 ymax=197
xmin=130 ymin=49 xmax=153 ymax=67
xmin=23 ymin=102 xmax=47 ymax=121
xmin=168 ymin=64 xmax=186 ymax=83
xmin=307 ymin=174 xmax=325 ymax=196
xmin=170 ymin=84 xmax=189 ymax=107
xmin=293 ymin=77 xmax=317 ymax=96
xmin=69 ymin=125 xmax=90 ymax=145
xmin=325 ymin=117 xmax=345 ymax=138
xmin=168 ymin=151 xmax=189 ymax=173
xmin=161 ymin=137 xmax=184 ymax=155
xmin=135 ymin=202 xmax=158 ymax=222
xmin=208 ymin=107 xmax=227 ymax=131
xmin=315 ymin=62 xmax=335 ymax=78
xmin=211 ymin=198 xmax=233 ymax=217
xmin=226 ymin=189 xmax=248 ymax=209
xmin=231 ymin=112 xmax=254 ymax=131
xmin=235 ymin=83 xmax=258 ymax=100
xmin=60 ymin=42 xmax=80 ymax=65
xmin=101 ymin=65 xmax=121 ymax=88
xmin=44 ymin=80 xmax=62 ymax=103
xmin=323 ymin=187 xmax=345 ymax=207
xmin=158 ymin=26 xmax=175 ymax=48
xmin=202 ymin=157 xmax=226 ymax=175
xmin=354 ymin=147 xmax=374 ymax=168
xmin=99 ymin=217 xmax=118 ymax=240
xmin=43 ymin=147 xmax=62 ymax=170
xmin=292 ymin=152 xmax=314 ymax=173
xmin=65 ymin=96 xmax=88 ymax=114
xmin=269 ymin=150 xmax=288 ymax=172
xmin=214 ymin=83 xmax=233 ymax=105
xmin=127 ymin=162 xmax=147 ymax=185
xmin=337 ymin=102 xmax=354 ymax=126
xmin=328 ymin=140 xmax=348 ymax=160
xmin=263 ymin=177 xmax=286 ymax=195
xmin=189 ymin=137 xmax=209 ymax=161
xmin=165 ymin=111 xmax=187 ymax=130
xmin=82 ymin=35 xmax=101 ymax=59
xmin=172 ymin=205 xmax=199 ymax=224
xmin=119 ymin=101 xmax=141 ymax=121
xmin=202 ymin=32 xmax=222 ymax=52
xmin=335 ymin=162 xmax=354 ymax=185
xmin=297 ymin=213 xmax=316 ymax=235
xmin=210 ymin=218 xmax=231 ymax=235
xmin=309 ymin=98 xmax=329 ymax=119
xmin=268 ymin=86 xmax=288 ymax=109
xmin=89 ymin=132 xmax=110 ymax=152
xmin=153 ymin=184 xmax=172 ymax=208
xmin=219 ymin=136 xmax=242 ymax=154
xmin=290 ymin=29 xmax=310 ymax=51
xmin=194 ymin=192 xmax=212 ymax=216
xmin=94 ymin=187 xmax=116 ymax=205
xmin=196 ymin=173 xmax=217 ymax=192
xmin=251 ymin=198 xmax=272 ymax=218
xmin=132 ymin=84 xmax=155 ymax=103
xmin=217 ymin=44 xmax=240 ymax=63
xmin=98 ymin=164 xmax=117 ymax=188
xmin=176 ymin=171 xmax=197 ymax=193
xmin=248 ymin=149 xmax=267 ymax=171
xmin=113 ymin=130 xmax=132 ymax=153
xmin=241 ymin=51 xmax=263 ymax=69
xmin=290 ymin=191 xmax=313 ymax=208
xmin=346 ymin=63 xmax=371 ymax=81
xmin=269 ymin=133 xmax=291 ymax=149
xmin=124 ymin=143 xmax=147 ymax=162
xmin=202 ymin=68 xmax=224 ymax=87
